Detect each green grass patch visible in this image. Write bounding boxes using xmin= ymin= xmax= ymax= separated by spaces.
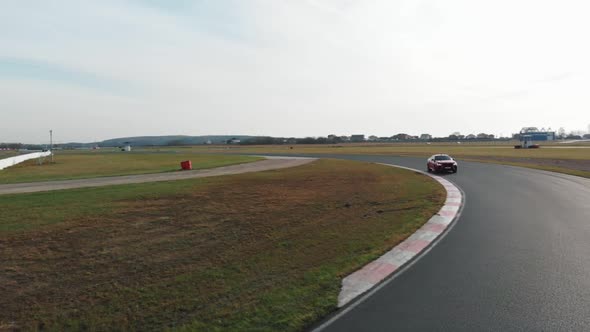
xmin=0 ymin=152 xmax=261 ymax=184
xmin=0 ymin=159 xmax=445 ymax=331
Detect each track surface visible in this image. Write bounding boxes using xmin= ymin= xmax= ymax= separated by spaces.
xmin=295 ymin=154 xmax=590 ymax=331
xmin=0 ymin=158 xmax=313 ymax=195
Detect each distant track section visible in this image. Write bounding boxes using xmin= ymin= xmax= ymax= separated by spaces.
xmin=0 ymin=157 xmax=315 ymax=195
xmin=0 ymin=151 xmax=52 ymax=170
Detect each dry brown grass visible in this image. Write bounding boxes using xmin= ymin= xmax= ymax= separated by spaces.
xmin=0 ymin=159 xmax=444 ymax=331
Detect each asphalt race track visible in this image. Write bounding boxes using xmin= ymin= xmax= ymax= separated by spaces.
xmin=297 ymin=154 xmax=590 ymax=331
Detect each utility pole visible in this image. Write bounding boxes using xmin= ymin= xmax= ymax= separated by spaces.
xmin=50 ymin=129 xmax=53 ymax=163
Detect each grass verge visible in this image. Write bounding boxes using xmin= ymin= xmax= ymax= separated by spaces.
xmin=0 ymin=153 xmax=261 ymax=184
xmin=0 ymin=151 xmax=18 ymax=158
xmin=0 ymin=159 xmax=444 ymax=331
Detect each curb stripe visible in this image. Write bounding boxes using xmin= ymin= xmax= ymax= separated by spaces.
xmin=336 ymin=165 xmax=464 ymax=308
xmin=421 ymin=223 xmax=447 ymax=233
xmin=445 ymin=201 xmax=462 ymax=206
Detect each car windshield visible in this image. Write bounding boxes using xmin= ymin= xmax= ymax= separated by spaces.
xmin=434 ymin=155 xmax=452 ymax=161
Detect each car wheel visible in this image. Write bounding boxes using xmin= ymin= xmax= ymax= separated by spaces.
xmin=452 ymin=167 xmax=457 ymax=173
xmin=427 ymin=166 xmax=431 ymax=172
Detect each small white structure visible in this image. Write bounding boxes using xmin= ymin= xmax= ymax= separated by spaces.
xmin=515 ymin=134 xmax=539 ymax=148
xmin=122 ymin=145 xmax=131 ymax=152
xmin=520 ymin=135 xmax=534 ymax=148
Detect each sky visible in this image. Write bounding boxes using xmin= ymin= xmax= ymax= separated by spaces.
xmin=1 ymin=0 xmax=590 ymax=143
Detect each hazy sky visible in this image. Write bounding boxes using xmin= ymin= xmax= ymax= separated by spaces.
xmin=2 ymin=0 xmax=590 ymax=143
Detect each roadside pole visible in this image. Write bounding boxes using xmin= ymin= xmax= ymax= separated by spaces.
xmin=50 ymin=129 xmax=53 ymax=163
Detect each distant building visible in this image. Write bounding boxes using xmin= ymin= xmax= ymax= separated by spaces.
xmin=350 ymin=135 xmax=365 ymax=142
xmin=392 ymin=133 xmax=412 ymax=140
xmin=420 ymin=134 xmax=432 ymax=140
xmin=466 ymin=134 xmax=476 ymax=139
xmin=226 ymin=138 xmax=241 ymax=144
xmin=516 ymin=127 xmax=555 ymax=141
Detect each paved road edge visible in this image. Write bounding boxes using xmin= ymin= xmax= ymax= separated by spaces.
xmin=335 ymin=163 xmax=464 ymax=307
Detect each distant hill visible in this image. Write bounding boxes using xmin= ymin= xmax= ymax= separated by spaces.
xmin=98 ymin=135 xmax=254 ymax=147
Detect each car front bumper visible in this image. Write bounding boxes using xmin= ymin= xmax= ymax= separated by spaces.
xmin=435 ymin=164 xmax=457 ymax=171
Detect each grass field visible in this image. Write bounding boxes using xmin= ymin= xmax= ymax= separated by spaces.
xmin=0 ymin=150 xmax=18 ymax=158
xmin=173 ymin=142 xmax=590 ymax=178
xmin=0 ymin=159 xmax=444 ymax=331
xmin=179 ymin=142 xmax=590 ymax=159
xmin=0 ymin=152 xmax=261 ymax=184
